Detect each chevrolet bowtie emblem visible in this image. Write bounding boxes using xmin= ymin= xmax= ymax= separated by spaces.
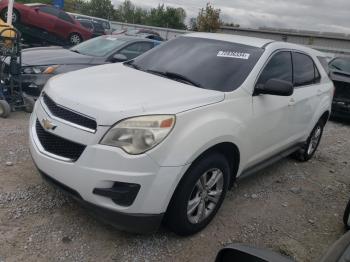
xmin=42 ymin=118 xmax=57 ymax=130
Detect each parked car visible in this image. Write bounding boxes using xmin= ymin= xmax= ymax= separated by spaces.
xmin=329 ymin=57 xmax=350 ymax=119
xmin=77 ymin=19 xmax=105 ymax=38
xmin=29 ymin=33 xmax=333 ymax=235
xmin=115 ymin=28 xmax=165 ymax=41
xmin=19 ymin=35 xmax=160 ymax=97
xmin=68 ymin=12 xmax=113 ymax=34
xmin=127 ymin=32 xmax=164 ymax=41
xmin=216 ymin=197 xmax=350 ymax=262
xmin=0 ymin=1 xmax=92 ymax=45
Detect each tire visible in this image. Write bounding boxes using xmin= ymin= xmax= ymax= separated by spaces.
xmin=23 ymin=95 xmax=35 ymax=113
xmin=69 ymin=33 xmax=82 ymax=45
xmin=164 ymin=152 xmax=230 ymax=236
xmin=343 ymin=199 xmax=350 ymax=230
xmin=292 ymin=120 xmax=324 ymax=162
xmin=0 ymin=99 xmax=11 ymax=118
xmin=1 ymin=8 xmax=20 ymax=24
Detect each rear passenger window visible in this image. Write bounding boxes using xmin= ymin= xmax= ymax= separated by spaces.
xmin=293 ymin=52 xmax=318 ymax=87
xmin=257 ymin=51 xmax=293 ymax=86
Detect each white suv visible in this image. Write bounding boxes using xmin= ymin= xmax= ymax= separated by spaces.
xmin=29 ymin=33 xmax=333 ymax=236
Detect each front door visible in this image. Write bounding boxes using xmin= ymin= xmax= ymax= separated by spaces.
xmin=248 ymin=51 xmax=295 ymax=166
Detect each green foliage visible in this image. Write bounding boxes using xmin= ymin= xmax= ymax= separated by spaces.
xmin=196 ymin=3 xmax=222 ymax=32
xmin=114 ymin=1 xmax=186 ymax=30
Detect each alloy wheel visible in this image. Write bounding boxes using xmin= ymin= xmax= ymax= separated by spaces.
xmin=307 ymin=125 xmax=322 ymax=155
xmin=187 ymin=168 xmax=224 ymax=224
xmin=70 ymin=34 xmax=81 ymax=45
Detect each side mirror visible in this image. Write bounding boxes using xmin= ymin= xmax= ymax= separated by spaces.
xmin=255 ymin=79 xmax=294 ymax=96
xmin=216 ymin=244 xmax=293 ymax=262
xmin=34 ymin=7 xmax=39 ymax=12
xmin=110 ymin=53 xmax=128 ymax=63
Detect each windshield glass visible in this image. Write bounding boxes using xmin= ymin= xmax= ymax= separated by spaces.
xmin=70 ymin=36 xmax=126 ymax=57
xmin=129 ymin=36 xmax=264 ymax=92
xmin=329 ymin=57 xmax=350 ymax=73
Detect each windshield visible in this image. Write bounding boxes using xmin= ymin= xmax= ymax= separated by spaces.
xmin=129 ymin=36 xmax=264 ymax=92
xmin=70 ymin=36 xmax=127 ymax=57
xmin=329 ymin=57 xmax=350 ymax=73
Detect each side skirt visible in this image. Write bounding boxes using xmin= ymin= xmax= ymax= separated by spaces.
xmin=237 ymin=143 xmax=304 ymax=182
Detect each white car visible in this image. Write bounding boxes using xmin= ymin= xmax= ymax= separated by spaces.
xmin=29 ymin=33 xmax=333 ymax=236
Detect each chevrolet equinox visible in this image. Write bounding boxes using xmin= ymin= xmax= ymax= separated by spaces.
xmin=29 ymin=33 xmax=333 ymax=236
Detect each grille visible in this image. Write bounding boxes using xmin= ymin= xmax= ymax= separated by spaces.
xmin=42 ymin=93 xmax=97 ymax=131
xmin=36 ymin=120 xmax=86 ymax=162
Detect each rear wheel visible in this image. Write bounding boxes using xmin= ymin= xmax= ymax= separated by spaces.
xmin=1 ymin=8 xmax=20 ymax=24
xmin=0 ymin=100 xmax=11 ymax=118
xmin=164 ymin=153 xmax=230 ymax=236
xmin=69 ymin=33 xmax=82 ymax=45
xmin=292 ymin=120 xmax=324 ymax=162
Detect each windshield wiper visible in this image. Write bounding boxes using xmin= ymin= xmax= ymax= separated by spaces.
xmin=146 ymin=69 xmax=203 ymax=88
xmin=330 ymin=64 xmax=343 ymax=71
xmin=124 ymin=61 xmax=143 ymax=70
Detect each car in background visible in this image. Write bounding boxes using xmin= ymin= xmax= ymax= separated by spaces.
xmin=114 ymin=28 xmax=165 ymax=41
xmin=0 ymin=1 xmax=92 ymax=45
xmin=77 ymin=19 xmax=105 ymax=38
xmin=20 ymin=35 xmax=161 ymax=97
xmin=68 ymin=12 xmax=113 ymax=34
xmin=328 ymin=57 xmax=350 ymax=118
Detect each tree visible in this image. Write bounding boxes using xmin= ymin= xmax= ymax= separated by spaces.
xmin=83 ymin=0 xmax=114 ymax=20
xmin=196 ymin=3 xmax=222 ymax=32
xmin=146 ymin=4 xmax=186 ymax=29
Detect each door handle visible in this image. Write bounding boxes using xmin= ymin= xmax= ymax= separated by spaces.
xmin=288 ymin=98 xmax=296 ymax=106
xmin=317 ymin=89 xmax=322 ymax=96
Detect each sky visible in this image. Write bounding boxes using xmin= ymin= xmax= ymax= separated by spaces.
xmin=112 ymin=0 xmax=350 ymax=34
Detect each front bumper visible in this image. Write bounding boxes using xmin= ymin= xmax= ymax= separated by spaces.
xmin=29 ymin=101 xmax=189 ymax=232
xmin=39 ymin=169 xmax=163 ymax=233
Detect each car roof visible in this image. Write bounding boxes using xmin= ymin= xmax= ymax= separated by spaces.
xmin=185 ymin=32 xmax=273 ymax=48
xmin=101 ymin=35 xmax=157 ymax=43
xmin=24 ymin=3 xmax=46 ymax=7
xmin=185 ymin=32 xmax=325 ymax=56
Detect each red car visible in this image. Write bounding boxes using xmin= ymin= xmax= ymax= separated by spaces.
xmin=0 ymin=1 xmax=92 ymax=45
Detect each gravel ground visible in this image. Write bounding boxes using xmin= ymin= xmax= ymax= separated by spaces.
xmin=0 ymin=112 xmax=350 ymax=262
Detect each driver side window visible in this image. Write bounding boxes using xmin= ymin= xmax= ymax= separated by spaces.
xmin=257 ymin=51 xmax=293 ymax=87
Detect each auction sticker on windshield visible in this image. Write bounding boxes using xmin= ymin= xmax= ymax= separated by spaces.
xmin=217 ymin=51 xmax=250 ymax=59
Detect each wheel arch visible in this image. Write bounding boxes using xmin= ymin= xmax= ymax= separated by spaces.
xmin=319 ymin=110 xmax=330 ymax=126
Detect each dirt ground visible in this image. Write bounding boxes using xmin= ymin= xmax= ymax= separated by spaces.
xmin=0 ymin=112 xmax=350 ymax=262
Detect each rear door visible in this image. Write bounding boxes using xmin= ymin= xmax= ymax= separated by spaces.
xmin=249 ymin=51 xmax=295 ymax=165
xmin=289 ymin=52 xmax=322 ymax=139
xmin=27 ymin=6 xmax=58 ymax=31
xmin=54 ymin=11 xmax=76 ymax=39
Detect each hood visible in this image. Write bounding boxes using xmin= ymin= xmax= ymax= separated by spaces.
xmin=44 ymin=63 xmax=225 ymax=125
xmin=22 ymin=47 xmax=94 ymax=66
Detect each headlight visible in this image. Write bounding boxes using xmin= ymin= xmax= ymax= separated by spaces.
xmin=100 ymin=115 xmax=175 ymax=155
xmin=22 ymin=65 xmax=59 ymax=74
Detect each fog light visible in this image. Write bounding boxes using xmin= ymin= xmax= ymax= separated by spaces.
xmin=93 ymin=182 xmax=141 ymax=207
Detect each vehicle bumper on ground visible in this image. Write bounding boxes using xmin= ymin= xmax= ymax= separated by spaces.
xmin=29 ymin=103 xmax=188 ymax=233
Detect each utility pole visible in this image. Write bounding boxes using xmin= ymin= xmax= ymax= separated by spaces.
xmin=7 ymin=0 xmax=14 ymax=25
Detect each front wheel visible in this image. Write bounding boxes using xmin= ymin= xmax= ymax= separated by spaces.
xmin=164 ymin=153 xmax=230 ymax=236
xmin=69 ymin=33 xmax=82 ymax=46
xmin=1 ymin=9 xmax=20 ymax=24
xmin=292 ymin=120 xmax=324 ymax=162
